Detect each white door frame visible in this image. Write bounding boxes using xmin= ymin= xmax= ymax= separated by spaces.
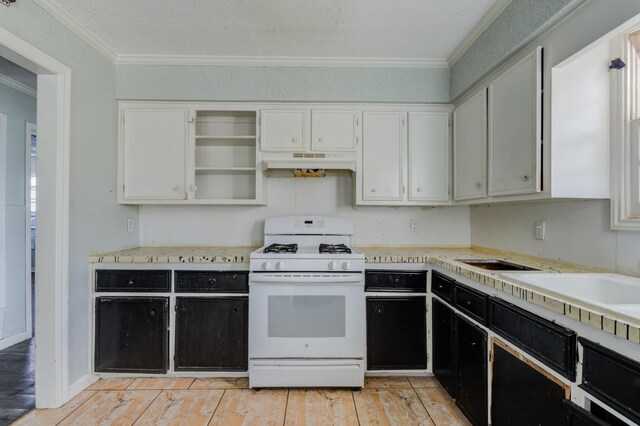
xmin=25 ymin=122 xmax=36 ymax=339
xmin=0 ymin=113 xmax=6 ymax=342
xmin=0 ymin=27 xmax=71 ymax=408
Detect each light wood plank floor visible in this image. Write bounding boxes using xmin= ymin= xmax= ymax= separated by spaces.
xmin=13 ymin=377 xmax=470 ymax=426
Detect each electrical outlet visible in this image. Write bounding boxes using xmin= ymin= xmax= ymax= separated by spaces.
xmin=535 ymin=221 xmax=545 ymax=240
xmin=127 ymin=218 xmax=134 ymax=233
xmin=410 ymin=219 xmax=419 ymax=233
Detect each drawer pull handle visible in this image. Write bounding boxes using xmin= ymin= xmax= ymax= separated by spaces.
xmin=233 ymin=308 xmax=238 ymax=313
xmin=470 ymin=341 xmax=478 ymax=347
xmin=394 ymin=278 xmax=400 ymax=284
xmin=437 ymin=284 xmax=443 ymax=289
xmin=465 ymin=300 xmax=472 ymax=306
xmin=208 ymin=277 xmax=217 ymax=284
xmin=128 ymin=279 xmax=135 ymax=285
xmin=149 ymin=309 xmax=156 ymax=316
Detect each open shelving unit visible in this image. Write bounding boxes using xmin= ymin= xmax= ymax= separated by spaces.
xmin=193 ymin=110 xmax=261 ymax=202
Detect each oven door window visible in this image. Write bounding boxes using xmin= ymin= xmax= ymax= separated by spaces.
xmin=268 ymin=295 xmax=345 ymax=338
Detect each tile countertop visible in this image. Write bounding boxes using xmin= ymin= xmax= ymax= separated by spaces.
xmin=88 ymin=245 xmax=640 ymax=345
xmin=88 ymin=246 xmax=258 ymax=264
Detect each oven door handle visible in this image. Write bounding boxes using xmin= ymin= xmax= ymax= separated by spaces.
xmin=249 ymin=274 xmax=363 ymax=285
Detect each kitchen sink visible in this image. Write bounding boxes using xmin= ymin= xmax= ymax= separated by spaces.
xmin=457 ymin=259 xmax=540 ymax=271
xmin=501 ymin=272 xmax=640 ymax=323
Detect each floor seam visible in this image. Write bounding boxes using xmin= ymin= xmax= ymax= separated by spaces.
xmin=130 ymin=388 xmax=163 ymax=425
xmin=282 ymin=389 xmax=290 ymax=426
xmin=410 ymin=379 xmax=438 ymax=426
xmin=206 ymin=388 xmax=226 ymax=425
xmin=351 ymin=388 xmax=361 ymax=426
xmin=54 ymin=390 xmax=101 ymax=426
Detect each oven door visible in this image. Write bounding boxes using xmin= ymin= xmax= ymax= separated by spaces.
xmin=249 ymin=273 xmax=365 ymax=359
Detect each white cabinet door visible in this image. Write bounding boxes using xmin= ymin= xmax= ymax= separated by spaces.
xmin=489 ymin=47 xmax=542 ymax=196
xmin=122 ymin=108 xmax=188 ymax=200
xmin=408 ymin=111 xmax=450 ymax=202
xmin=454 ymin=89 xmax=487 ymax=201
xmin=311 ymin=110 xmax=356 ymax=151
xmin=261 ymin=110 xmax=305 ymax=151
xmin=362 ymin=112 xmax=404 ymax=201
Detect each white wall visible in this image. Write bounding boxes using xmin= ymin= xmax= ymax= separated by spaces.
xmin=141 ymin=174 xmax=471 ymax=246
xmin=0 ymin=0 xmax=139 ymax=388
xmin=0 ymin=82 xmax=36 ymax=344
xmin=470 ymin=200 xmax=640 ymax=277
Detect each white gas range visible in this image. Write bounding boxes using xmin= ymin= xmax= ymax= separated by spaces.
xmin=248 ymin=216 xmax=366 ymax=388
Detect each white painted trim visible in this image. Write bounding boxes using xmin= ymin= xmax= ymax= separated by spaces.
xmin=0 ymin=74 xmax=36 ymax=97
xmin=115 ymin=54 xmax=449 ymax=68
xmin=447 ymin=0 xmax=513 ymax=66
xmin=0 ymin=25 xmax=71 ymax=409
xmin=0 ymin=113 xmax=6 ymax=342
xmin=25 ymin=122 xmax=36 ymax=341
xmin=67 ymin=373 xmax=98 ymax=400
xmin=0 ymin=330 xmax=31 ymax=351
xmin=32 ymin=0 xmax=117 ymax=63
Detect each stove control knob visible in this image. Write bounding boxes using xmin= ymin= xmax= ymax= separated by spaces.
xmin=329 ymin=261 xmax=339 ymax=270
xmin=342 ymin=261 xmax=352 ymax=271
xmin=276 ymin=261 xmax=286 ymax=270
xmin=263 ymin=261 xmax=273 ymax=270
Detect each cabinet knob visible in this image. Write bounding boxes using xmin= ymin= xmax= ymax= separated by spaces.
xmin=172 ymin=186 xmax=180 ymax=192
xmin=470 ymin=341 xmax=478 ymax=347
xmin=465 ymin=300 xmax=472 ymax=306
xmin=476 ymin=182 xmax=482 ymax=189
xmin=291 ymin=138 xmax=296 ymax=143
xmin=521 ymin=175 xmax=529 ymax=182
xmin=394 ymin=278 xmax=400 ymax=284
xmin=371 ymin=188 xmax=376 ymax=193
xmin=128 ymin=278 xmax=135 ymax=285
xmin=318 ymin=138 xmax=324 ymax=143
xmin=208 ymin=277 xmax=217 ymax=284
xmin=416 ymin=187 xmax=422 ymax=193
xmin=149 ymin=309 xmax=156 ymax=316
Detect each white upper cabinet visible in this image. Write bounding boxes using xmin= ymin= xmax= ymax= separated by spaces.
xmin=408 ymin=111 xmax=450 ymax=202
xmin=357 ymin=106 xmax=452 ymax=205
xmin=488 ymin=47 xmax=542 ymax=196
xmin=119 ymin=103 xmax=266 ymax=205
xmin=361 ymin=111 xmax=404 ymax=201
xmin=121 ymin=107 xmax=188 ymax=201
xmin=454 ymin=89 xmax=487 ymax=201
xmin=311 ymin=110 xmax=357 ymax=151
xmin=260 ymin=110 xmax=305 ymax=151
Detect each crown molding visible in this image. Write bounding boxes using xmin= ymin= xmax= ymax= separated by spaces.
xmin=0 ymin=74 xmax=36 ymax=97
xmin=33 ymin=0 xmax=117 ymax=63
xmin=447 ymin=0 xmax=513 ymax=66
xmin=115 ymin=54 xmax=449 ymax=68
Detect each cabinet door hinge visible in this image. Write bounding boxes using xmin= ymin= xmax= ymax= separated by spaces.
xmin=356 ymin=117 xmax=359 ymax=126
xmin=258 ymin=115 xmax=261 ymax=126
xmin=402 ymin=117 xmax=405 ymax=126
xmin=403 ymin=185 xmax=406 ymax=194
xmin=356 ymin=136 xmax=359 ymax=145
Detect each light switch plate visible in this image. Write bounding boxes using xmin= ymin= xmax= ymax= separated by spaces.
xmin=535 ymin=221 xmax=545 ymax=240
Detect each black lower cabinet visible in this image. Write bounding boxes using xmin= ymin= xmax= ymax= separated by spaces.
xmin=432 ymin=298 xmax=455 ymax=396
xmin=175 ymin=297 xmax=248 ymax=371
xmin=492 ymin=341 xmax=566 ymax=426
xmin=455 ymin=315 xmax=488 ymax=426
xmin=95 ymin=297 xmax=169 ymax=373
xmin=563 ymin=401 xmax=610 ymax=426
xmin=366 ymin=297 xmax=427 ymax=370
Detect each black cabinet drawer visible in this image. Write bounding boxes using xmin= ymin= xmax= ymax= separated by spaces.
xmin=175 ymin=271 xmax=248 ymax=293
xmin=579 ymin=338 xmax=640 ymax=424
xmin=431 ymin=271 xmax=454 ymax=303
xmin=488 ymin=298 xmax=576 ymax=381
xmin=365 ymin=270 xmax=427 ymax=293
xmin=95 ymin=270 xmax=170 ymax=292
xmin=563 ymin=401 xmax=610 ymax=426
xmin=454 ymin=284 xmax=487 ymax=325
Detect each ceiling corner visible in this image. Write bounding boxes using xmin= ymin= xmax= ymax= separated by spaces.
xmin=447 ymin=0 xmax=513 ymax=67
xmin=33 ymin=0 xmax=117 ymax=63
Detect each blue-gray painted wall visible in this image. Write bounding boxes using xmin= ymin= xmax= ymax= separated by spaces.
xmin=116 ymin=65 xmax=449 ymax=103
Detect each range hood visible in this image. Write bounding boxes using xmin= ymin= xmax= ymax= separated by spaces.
xmin=262 ymin=152 xmax=356 ymax=173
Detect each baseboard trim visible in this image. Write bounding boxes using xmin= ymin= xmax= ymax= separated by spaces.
xmin=66 ymin=373 xmax=98 ymax=401
xmin=0 ymin=330 xmax=31 ymax=351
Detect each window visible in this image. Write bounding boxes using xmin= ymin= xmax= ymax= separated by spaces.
xmin=611 ymin=27 xmax=640 ymax=229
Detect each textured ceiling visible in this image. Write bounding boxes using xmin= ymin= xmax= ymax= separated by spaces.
xmin=51 ymin=0 xmax=496 ymax=58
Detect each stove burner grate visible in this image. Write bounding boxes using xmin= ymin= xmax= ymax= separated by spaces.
xmin=319 ymin=243 xmax=352 ymax=254
xmin=263 ymin=243 xmax=298 ymax=254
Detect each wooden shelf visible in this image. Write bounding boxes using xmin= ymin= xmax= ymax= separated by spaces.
xmin=195 ymin=167 xmax=257 ymax=173
xmin=195 ymin=135 xmax=256 ymax=139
